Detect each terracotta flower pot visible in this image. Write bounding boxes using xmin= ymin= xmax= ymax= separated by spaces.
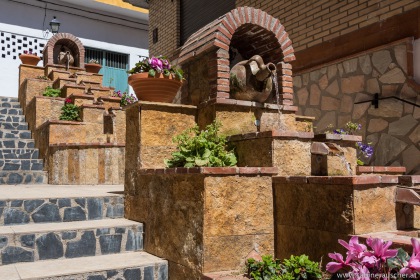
xmin=85 ymin=63 xmax=102 ymax=74
xmin=19 ymin=54 xmax=41 ymax=66
xmin=128 ymin=72 xmax=182 ymax=103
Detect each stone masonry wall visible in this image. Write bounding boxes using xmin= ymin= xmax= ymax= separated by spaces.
xmin=293 ymin=39 xmax=420 ymax=174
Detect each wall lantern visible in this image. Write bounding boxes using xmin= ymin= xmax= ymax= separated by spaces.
xmin=49 ymin=16 xmax=61 ymax=34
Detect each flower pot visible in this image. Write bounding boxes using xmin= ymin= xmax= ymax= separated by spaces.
xmin=19 ymin=54 xmax=41 ymax=66
xmin=85 ymin=63 xmax=102 ymax=74
xmin=128 ymin=73 xmax=182 ymax=103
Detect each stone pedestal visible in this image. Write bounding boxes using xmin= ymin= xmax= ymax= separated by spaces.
xmin=273 ymin=175 xmax=399 ymax=260
xmin=125 ymin=167 xmax=277 ymax=279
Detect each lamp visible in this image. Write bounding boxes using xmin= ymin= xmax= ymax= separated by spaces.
xmin=49 ymin=16 xmax=61 ymax=34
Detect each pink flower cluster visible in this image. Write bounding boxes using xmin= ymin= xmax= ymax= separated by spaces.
xmin=148 ymin=56 xmax=171 ymax=72
xmin=65 ymin=98 xmax=72 ymax=104
xmin=327 ymin=237 xmax=420 ymax=279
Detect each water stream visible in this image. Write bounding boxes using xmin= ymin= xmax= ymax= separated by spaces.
xmin=336 ymin=154 xmax=353 ymax=176
xmin=271 ymin=72 xmax=284 ymax=130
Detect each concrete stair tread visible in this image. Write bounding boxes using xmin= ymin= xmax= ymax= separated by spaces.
xmin=0 ymin=218 xmax=140 ymax=235
xmin=0 ymin=251 xmax=166 ymax=280
xmin=0 ymin=184 xmax=123 ymax=199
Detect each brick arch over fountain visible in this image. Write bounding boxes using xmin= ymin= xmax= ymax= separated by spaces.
xmin=43 ymin=33 xmax=85 ymax=68
xmin=178 ymin=7 xmax=296 ymax=107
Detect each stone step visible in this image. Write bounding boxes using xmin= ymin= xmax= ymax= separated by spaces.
xmin=0 ymin=139 xmax=35 ymax=149
xmin=0 ymin=130 xmax=32 ymax=140
xmin=0 ymin=219 xmax=144 ymax=265
xmin=0 ymin=122 xmax=28 ymax=131
xmin=0 ymin=251 xmax=167 ymax=280
xmin=0 ymin=108 xmax=23 ymax=116
xmin=0 ymin=114 xmax=26 ymax=123
xmin=0 ymin=101 xmax=21 ymax=109
xmin=0 ymin=97 xmax=18 ymax=103
xmin=0 ymin=149 xmax=39 ymax=159
xmin=0 ymin=192 xmax=124 ymax=226
xmin=0 ymin=159 xmax=43 ymax=171
xmin=0 ymin=171 xmax=47 ymax=185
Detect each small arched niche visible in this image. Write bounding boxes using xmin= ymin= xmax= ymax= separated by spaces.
xmin=43 ymin=33 xmax=85 ymax=68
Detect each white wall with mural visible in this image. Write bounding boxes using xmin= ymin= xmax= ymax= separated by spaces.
xmin=0 ymin=0 xmax=149 ymax=97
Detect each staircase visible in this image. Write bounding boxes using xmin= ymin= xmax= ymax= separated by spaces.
xmin=0 ymin=97 xmax=47 ymax=185
xmin=0 ymin=185 xmax=168 ymax=279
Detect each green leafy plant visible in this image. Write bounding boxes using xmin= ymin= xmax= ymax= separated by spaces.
xmin=111 ymin=90 xmax=137 ymax=107
xmin=43 ymin=86 xmax=61 ymax=97
xmin=247 ymin=255 xmax=322 ymax=280
xmin=59 ymin=98 xmax=80 ymax=121
xmin=164 ymin=121 xmax=237 ymax=168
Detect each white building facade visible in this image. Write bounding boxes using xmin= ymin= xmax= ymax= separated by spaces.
xmin=0 ymin=0 xmax=149 ymax=97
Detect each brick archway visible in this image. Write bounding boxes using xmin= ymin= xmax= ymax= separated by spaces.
xmin=43 ymin=33 xmax=85 ymax=68
xmin=178 ymin=7 xmax=295 ymax=107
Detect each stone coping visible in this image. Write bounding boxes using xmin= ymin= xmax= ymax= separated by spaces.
xmin=80 ymin=104 xmax=106 ymax=110
xmin=295 ymin=115 xmax=315 ymax=121
xmin=228 ymin=130 xmax=314 ymax=142
xmin=56 ymin=77 xmax=77 ymax=82
xmin=51 ymin=69 xmax=71 ymax=74
xmin=272 ymin=175 xmax=399 ymax=185
xmin=45 ymin=63 xmax=84 ymax=71
xmin=100 ymin=96 xmax=121 ymax=101
xmin=138 ymin=167 xmax=278 ymax=175
xmin=26 ymin=78 xmax=51 ymax=83
xmin=108 ymin=106 xmax=123 ymax=111
xmin=62 ymin=84 xmax=86 ymax=89
xmin=357 ymin=166 xmax=406 ymax=174
xmin=314 ymin=133 xmax=362 ymax=142
xmin=91 ymin=86 xmax=114 ymax=91
xmin=69 ymin=93 xmax=95 ymax=100
xmin=125 ymin=101 xmax=197 ymax=112
xmin=37 ymin=120 xmax=84 ymax=130
xmin=19 ymin=64 xmax=44 ymax=70
xmin=399 ymin=175 xmax=420 ymax=186
xmin=357 ymin=231 xmax=416 ymax=253
xmin=33 ymin=96 xmax=66 ymax=101
xmin=49 ymin=143 xmax=125 ymax=148
xmin=197 ymin=98 xmax=298 ymax=112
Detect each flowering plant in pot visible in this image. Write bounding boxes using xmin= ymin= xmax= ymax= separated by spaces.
xmin=128 ymin=55 xmax=184 ymax=103
xmin=85 ymin=59 xmax=102 ymax=74
xmin=19 ymin=50 xmax=41 ymax=66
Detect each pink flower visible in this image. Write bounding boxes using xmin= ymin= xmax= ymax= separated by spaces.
xmin=348 ymin=264 xmax=370 ymax=280
xmin=339 ymin=236 xmax=367 ymax=261
xmin=148 ymin=57 xmax=163 ymax=71
xmin=400 ymin=238 xmax=420 ymax=276
xmin=326 ymin=252 xmax=351 ymax=273
xmin=162 ymin=59 xmax=171 ymax=70
xmin=65 ymin=98 xmax=72 ymax=104
xmin=365 ymin=238 xmax=398 ymax=262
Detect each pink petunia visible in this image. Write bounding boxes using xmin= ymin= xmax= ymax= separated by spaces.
xmin=400 ymin=238 xmax=420 ymax=276
xmin=339 ymin=236 xmax=368 ymax=261
xmin=365 ymin=238 xmax=398 ymax=262
xmin=326 ymin=252 xmax=351 ymax=273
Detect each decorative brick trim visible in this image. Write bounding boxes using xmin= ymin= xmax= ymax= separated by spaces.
xmin=43 ymin=33 xmax=85 ymax=68
xmin=34 ymin=96 xmax=66 ymax=101
xmin=68 ymin=94 xmax=95 ymax=100
xmin=138 ymin=167 xmax=278 ymax=175
xmin=228 ymin=130 xmax=314 ymax=142
xmin=37 ymin=119 xmax=84 ymax=131
xmin=273 ymin=175 xmax=399 ymax=185
xmin=197 ymin=98 xmax=297 ymax=112
xmin=80 ymin=104 xmax=106 ymax=110
xmin=356 ymin=166 xmax=406 ymax=175
xmin=49 ymin=143 xmax=125 ymax=148
xmin=399 ymin=175 xmax=420 ymax=186
xmin=314 ymin=133 xmax=362 ymax=142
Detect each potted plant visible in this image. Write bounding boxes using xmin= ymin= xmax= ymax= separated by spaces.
xmin=19 ymin=50 xmax=41 ymax=66
xmin=85 ymin=59 xmax=102 ymax=74
xmin=128 ymin=55 xmax=184 ymax=103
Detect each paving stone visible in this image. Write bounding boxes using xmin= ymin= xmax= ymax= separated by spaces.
xmin=374 ymin=133 xmax=408 ymax=166
xmin=379 ymin=68 xmax=406 ymax=84
xmin=309 ymin=84 xmax=321 ymax=105
xmin=58 ymin=198 xmax=71 ymax=208
xmin=409 ymin=125 xmax=420 ymax=144
xmin=372 ymin=50 xmax=392 ymax=74
xmin=389 ymin=115 xmax=418 ymax=136
xmin=144 ymin=266 xmax=154 ymax=280
xmin=321 ymin=96 xmax=340 ymax=111
xmin=394 ymin=45 xmax=407 ymax=73
xmin=296 ymin=88 xmax=308 ymax=105
xmin=62 ymin=231 xmax=77 ymax=240
xmin=24 ymin=199 xmax=44 ymax=213
xmin=1 ymin=246 xmax=34 ymax=265
xmin=368 ymin=119 xmax=388 ymax=133
xmin=318 ymin=74 xmax=328 ymax=90
xmin=123 ymin=268 xmax=141 ymax=280
xmin=63 ymin=206 xmax=87 ymax=222
xmin=381 ymin=84 xmax=399 ymax=97
xmin=0 ymin=236 xmax=8 ymax=249
xmin=343 ymin=58 xmax=358 ymax=73
xmin=368 ymin=99 xmax=403 ymax=118
xmin=0 ymin=207 xmax=3 ymax=219
xmin=88 ymin=198 xmax=103 ymax=220
xmin=107 ymin=270 xmax=119 ymax=278
xmin=96 ymin=228 xmax=111 ymax=236
xmin=126 ymin=230 xmax=143 ymax=251
xmin=106 ymin=204 xmax=124 ymax=218
xmin=309 ymin=70 xmax=320 ymax=82
xmin=158 ymin=264 xmax=168 ymax=280
xmin=75 ymin=198 xmax=86 ymax=208
xmin=36 ymin=232 xmax=64 ymax=260
xmin=316 ymin=111 xmax=337 ymax=132
xmin=359 ymin=54 xmax=372 ymax=75
xmin=341 ymin=75 xmax=365 ymax=94
xmin=327 ymin=65 xmax=337 ymax=80
xmin=0 ymin=201 xmax=6 ymax=207
xmin=20 ymin=234 xmax=35 ymax=248
xmin=293 ymin=76 xmax=302 ymax=88
xmin=401 ymin=83 xmax=418 ymax=99
xmin=65 ymin=231 xmax=96 ymax=258
xmin=402 ymin=145 xmax=420 ymax=174
xmin=340 ymin=95 xmax=353 ymax=113
xmin=32 ymin=203 xmax=61 ymax=223
xmin=4 ymin=208 xmax=30 ymax=225
xmin=325 ymin=79 xmax=339 ymax=96
xmin=115 ymin=227 xmax=126 ymax=234
xmin=87 ymin=275 xmax=106 ymax=280
xmin=99 ymin=235 xmax=122 ymax=254
xmin=11 ymin=200 xmax=23 ymax=207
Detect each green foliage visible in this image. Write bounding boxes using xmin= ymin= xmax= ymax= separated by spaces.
xmin=59 ymin=103 xmax=80 ymax=121
xmin=357 ymin=159 xmax=364 ymax=166
xmin=36 ymin=75 xmax=48 ymax=80
xmin=247 ymin=255 xmax=322 ymax=280
xmin=387 ymin=248 xmax=410 ymax=270
xmin=164 ymin=121 xmax=237 ymax=168
xmin=43 ymin=86 xmax=61 ymax=97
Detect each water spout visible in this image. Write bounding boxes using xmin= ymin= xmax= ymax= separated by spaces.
xmin=271 ymin=72 xmax=284 ymax=131
xmin=336 ymin=154 xmax=353 ymax=176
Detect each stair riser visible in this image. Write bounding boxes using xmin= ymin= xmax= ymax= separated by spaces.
xmin=0 ymin=131 xmax=32 ymax=140
xmin=0 ymin=224 xmax=143 ymax=265
xmin=0 ymin=140 xmax=35 ymax=149
xmin=0 ymin=98 xmax=18 ymax=103
xmin=0 ymin=123 xmax=29 ymax=130
xmin=0 ymin=115 xmax=26 ymax=123
xmin=0 ymin=159 xmax=44 ymax=171
xmin=0 ymin=171 xmax=47 ymax=185
xmin=0 ymin=108 xmax=23 ymax=115
xmin=0 ymin=149 xmax=39 ymax=159
xmin=40 ymin=263 xmax=168 ymax=280
xmin=0 ymin=196 xmax=124 ymax=226
xmin=0 ymin=102 xmax=20 ymax=109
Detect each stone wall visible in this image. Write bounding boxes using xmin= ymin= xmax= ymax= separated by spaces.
xmin=293 ymin=39 xmax=420 ymax=174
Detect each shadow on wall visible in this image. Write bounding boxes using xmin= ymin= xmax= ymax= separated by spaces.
xmin=414 ymin=38 xmax=420 ymax=84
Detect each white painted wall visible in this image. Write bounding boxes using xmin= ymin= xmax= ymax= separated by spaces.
xmin=414 ymin=38 xmax=420 ymax=84
xmin=0 ymin=0 xmax=149 ymax=97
